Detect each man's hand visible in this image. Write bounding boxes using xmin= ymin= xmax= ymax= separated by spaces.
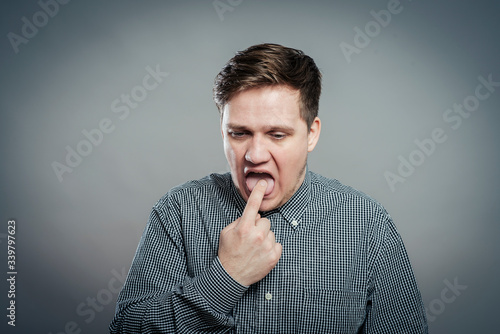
xmin=218 ymin=179 xmax=282 ymax=286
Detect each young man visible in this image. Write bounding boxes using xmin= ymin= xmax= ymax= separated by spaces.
xmin=110 ymin=43 xmax=428 ymax=333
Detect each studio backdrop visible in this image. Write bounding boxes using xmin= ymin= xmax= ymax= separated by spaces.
xmin=1 ymin=0 xmax=499 ymax=332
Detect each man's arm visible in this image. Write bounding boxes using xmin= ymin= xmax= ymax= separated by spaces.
xmin=363 ymin=215 xmax=429 ymax=333
xmin=110 ymin=180 xmax=281 ymax=333
xmin=109 ymin=193 xmax=247 ymax=333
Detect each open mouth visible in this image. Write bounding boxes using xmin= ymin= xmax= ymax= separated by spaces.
xmin=245 ymin=172 xmax=275 ymax=196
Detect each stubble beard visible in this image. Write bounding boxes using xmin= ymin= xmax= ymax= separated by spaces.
xmin=275 ymin=157 xmax=307 ymax=209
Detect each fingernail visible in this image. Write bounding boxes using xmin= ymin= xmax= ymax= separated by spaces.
xmin=259 ymin=180 xmax=267 ymax=187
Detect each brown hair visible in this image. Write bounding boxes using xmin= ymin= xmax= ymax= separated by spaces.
xmin=213 ymin=43 xmax=322 ymax=129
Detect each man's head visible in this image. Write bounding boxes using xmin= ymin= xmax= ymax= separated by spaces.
xmin=214 ymin=43 xmax=322 ymax=211
xmin=214 ymin=43 xmax=322 ymax=129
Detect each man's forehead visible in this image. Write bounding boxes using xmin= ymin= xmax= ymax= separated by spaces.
xmin=229 ymin=85 xmax=300 ymax=105
xmin=222 ymin=86 xmax=302 ymax=122
xmin=222 ymin=109 xmax=302 ymax=130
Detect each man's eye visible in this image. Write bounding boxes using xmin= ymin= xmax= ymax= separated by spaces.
xmin=230 ymin=132 xmax=246 ymax=138
xmin=271 ymin=133 xmax=286 ymax=139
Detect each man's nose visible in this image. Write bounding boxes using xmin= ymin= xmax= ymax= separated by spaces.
xmin=245 ymin=136 xmax=271 ymax=164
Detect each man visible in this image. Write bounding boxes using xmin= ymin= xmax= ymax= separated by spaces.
xmin=110 ymin=43 xmax=428 ymax=333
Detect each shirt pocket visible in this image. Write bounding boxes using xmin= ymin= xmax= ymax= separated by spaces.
xmin=299 ymin=289 xmax=365 ymax=334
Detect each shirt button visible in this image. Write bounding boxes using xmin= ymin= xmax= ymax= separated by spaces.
xmin=291 ymin=220 xmax=298 ymax=227
xmin=265 ymin=292 xmax=272 ymax=300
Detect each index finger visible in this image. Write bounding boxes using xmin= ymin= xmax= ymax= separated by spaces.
xmin=241 ymin=179 xmax=267 ymax=222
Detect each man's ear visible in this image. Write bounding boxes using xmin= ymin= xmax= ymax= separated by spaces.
xmin=307 ymin=117 xmax=321 ymax=152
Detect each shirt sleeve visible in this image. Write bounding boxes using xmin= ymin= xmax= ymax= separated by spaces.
xmin=109 ymin=192 xmax=248 ymax=333
xmin=362 ymin=214 xmax=429 ymax=334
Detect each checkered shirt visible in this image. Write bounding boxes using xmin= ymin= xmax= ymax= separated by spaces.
xmin=110 ymin=170 xmax=428 ymax=333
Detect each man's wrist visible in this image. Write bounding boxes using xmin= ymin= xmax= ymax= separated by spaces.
xmin=193 ymin=256 xmax=249 ymax=315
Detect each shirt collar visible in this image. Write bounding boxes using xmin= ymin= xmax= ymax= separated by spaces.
xmin=229 ymin=168 xmax=311 ymax=225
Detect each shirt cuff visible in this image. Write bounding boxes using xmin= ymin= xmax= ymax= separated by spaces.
xmin=193 ymin=257 xmax=249 ymax=315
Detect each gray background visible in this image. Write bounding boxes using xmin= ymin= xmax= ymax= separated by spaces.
xmin=1 ymin=0 xmax=499 ymax=332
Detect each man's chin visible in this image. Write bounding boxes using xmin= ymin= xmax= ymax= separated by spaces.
xmin=258 ymin=196 xmax=281 ymax=212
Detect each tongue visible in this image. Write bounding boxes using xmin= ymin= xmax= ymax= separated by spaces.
xmin=246 ymin=173 xmax=275 ymax=195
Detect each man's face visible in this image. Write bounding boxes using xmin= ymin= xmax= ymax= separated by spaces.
xmin=221 ymin=85 xmax=321 ymax=212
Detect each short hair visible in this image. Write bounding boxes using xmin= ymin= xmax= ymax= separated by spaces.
xmin=213 ymin=43 xmax=322 ymax=129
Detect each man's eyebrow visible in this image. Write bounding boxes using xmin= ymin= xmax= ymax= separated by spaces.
xmin=225 ymin=123 xmax=295 ymax=133
xmin=266 ymin=125 xmax=295 ymax=134
xmin=225 ymin=123 xmax=248 ymax=130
